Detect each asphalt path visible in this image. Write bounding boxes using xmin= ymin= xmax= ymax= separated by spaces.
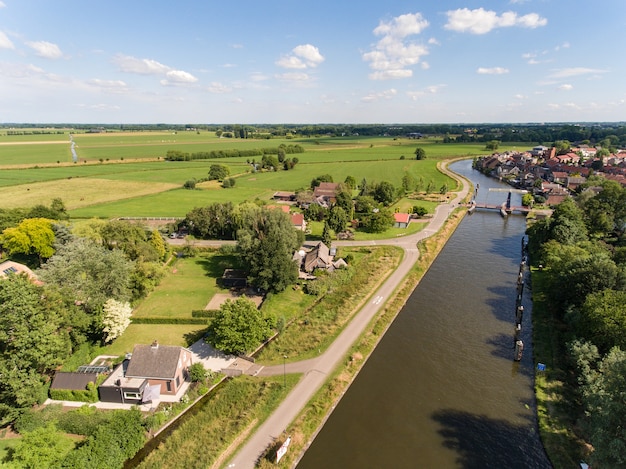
xmin=220 ymin=162 xmax=470 ymax=468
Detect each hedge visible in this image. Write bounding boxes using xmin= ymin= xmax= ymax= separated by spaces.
xmin=49 ymin=382 xmax=98 ymax=403
xmin=131 ymin=317 xmax=207 ymax=325
xmin=191 ymin=310 xmax=219 ymax=318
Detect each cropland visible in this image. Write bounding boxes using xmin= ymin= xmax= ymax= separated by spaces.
xmin=0 ymin=129 xmax=513 ymax=218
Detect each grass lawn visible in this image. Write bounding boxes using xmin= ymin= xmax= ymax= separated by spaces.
xmin=0 ymin=178 xmax=178 ymax=210
xmin=99 ymin=324 xmax=207 ymax=356
xmin=132 ymin=252 xmax=236 ymax=318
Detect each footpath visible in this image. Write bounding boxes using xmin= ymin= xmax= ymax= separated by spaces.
xmin=226 ymin=162 xmax=471 ymax=468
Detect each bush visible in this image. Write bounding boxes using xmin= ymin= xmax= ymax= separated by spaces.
xmin=56 ymin=405 xmax=113 ymax=436
xmin=49 ymin=383 xmax=98 ymax=403
xmin=189 ymin=363 xmax=208 ymax=382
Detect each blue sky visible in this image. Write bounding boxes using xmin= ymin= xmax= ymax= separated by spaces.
xmin=1 ymin=0 xmax=625 ymax=124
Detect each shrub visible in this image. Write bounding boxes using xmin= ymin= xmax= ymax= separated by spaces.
xmin=189 ymin=363 xmax=208 ymax=383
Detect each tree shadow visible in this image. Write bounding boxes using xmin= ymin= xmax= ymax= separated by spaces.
xmin=184 ymin=328 xmax=208 ymax=347
xmin=194 ymin=253 xmax=242 ymax=278
xmin=432 ymin=408 xmax=551 ymax=469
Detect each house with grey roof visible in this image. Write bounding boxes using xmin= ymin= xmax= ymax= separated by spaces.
xmin=99 ymin=341 xmax=192 ymax=404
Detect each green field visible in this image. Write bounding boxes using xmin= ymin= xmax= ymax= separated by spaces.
xmin=0 ymin=132 xmax=521 ymax=218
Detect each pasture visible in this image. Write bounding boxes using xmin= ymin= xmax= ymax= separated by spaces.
xmin=0 ymin=131 xmax=514 ymax=218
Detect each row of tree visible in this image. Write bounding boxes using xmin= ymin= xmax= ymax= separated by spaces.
xmin=525 ymin=175 xmax=626 ymax=467
xmin=164 ymin=144 xmax=304 ymax=161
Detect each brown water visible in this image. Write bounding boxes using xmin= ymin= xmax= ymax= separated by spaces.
xmin=296 ymin=160 xmax=551 ymax=469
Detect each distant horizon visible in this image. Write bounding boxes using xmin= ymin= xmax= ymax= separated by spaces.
xmin=2 ymin=121 xmax=625 ymax=127
xmin=1 ymin=1 xmax=625 ymax=123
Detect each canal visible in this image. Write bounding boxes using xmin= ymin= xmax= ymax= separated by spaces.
xmin=296 ymin=160 xmax=551 ymax=468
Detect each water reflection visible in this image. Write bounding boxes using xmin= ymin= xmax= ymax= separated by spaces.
xmin=296 ymin=160 xmax=550 ymax=469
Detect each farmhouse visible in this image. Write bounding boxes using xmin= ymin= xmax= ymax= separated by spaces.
xmin=99 ymin=342 xmax=192 ymax=404
xmin=293 ymin=242 xmax=347 ymax=275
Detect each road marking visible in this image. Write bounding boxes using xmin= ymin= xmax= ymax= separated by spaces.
xmin=373 ymin=295 xmax=383 ymax=305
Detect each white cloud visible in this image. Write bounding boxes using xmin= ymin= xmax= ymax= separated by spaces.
xmin=276 ymin=44 xmax=324 ymax=69
xmin=548 ymin=67 xmax=607 ymax=79
xmin=249 ymin=72 xmax=269 ymax=82
xmin=558 ymin=84 xmax=573 ymax=91
xmin=363 ymin=13 xmax=429 ymax=81
xmin=113 ymin=54 xmax=170 ymax=75
xmin=113 ymin=54 xmax=197 ymax=86
xmin=26 ymin=40 xmax=63 ymax=59
xmin=0 ymin=2 xmax=5 ymax=8
xmin=88 ymin=78 xmax=128 ymax=90
xmin=427 ymin=37 xmax=440 ymax=46
xmin=164 ymin=70 xmax=198 ymax=83
xmin=445 ymin=8 xmax=547 ymax=34
xmin=407 ymin=84 xmax=446 ymax=100
xmin=361 ymin=88 xmax=398 ymax=103
xmin=207 ymin=81 xmax=232 ymax=93
xmin=275 ymin=72 xmax=311 ymax=83
xmin=477 ymin=67 xmax=509 ymax=75
xmin=0 ymin=31 xmax=15 ymax=49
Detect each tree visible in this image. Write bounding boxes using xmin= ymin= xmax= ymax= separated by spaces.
xmin=362 ymin=208 xmax=394 ymax=233
xmin=208 ymin=164 xmax=230 ymax=181
xmin=310 ymin=174 xmax=333 ymax=189
xmin=414 ymin=147 xmax=426 ymax=160
xmin=101 ymin=299 xmax=132 ymax=343
xmin=149 ymin=229 xmax=166 ymax=261
xmin=1 ymin=218 xmax=55 ymax=264
xmin=185 ymin=203 xmax=235 ymax=239
xmin=237 ymin=208 xmax=302 ymax=292
xmin=261 ymin=154 xmax=279 ymax=171
xmin=402 ymin=172 xmax=416 ymax=193
xmin=372 ymin=181 xmax=396 ymax=206
xmin=570 ymin=341 xmax=626 ymax=468
xmin=344 ymin=175 xmax=357 ymax=191
xmin=577 ymin=290 xmax=626 ymax=353
xmin=61 ymin=408 xmax=146 ymax=468
xmin=412 ymin=205 xmax=428 ymax=217
xmin=485 ymin=140 xmax=500 ymax=151
xmin=38 ymin=237 xmax=134 ymax=315
xmin=321 ymin=221 xmax=332 ymax=247
xmin=8 ymin=423 xmax=74 ymax=468
xmin=208 ymin=297 xmax=272 ymax=355
xmin=100 ymin=220 xmax=159 ymax=262
xmin=354 ymin=195 xmax=377 ymax=215
xmin=183 ymin=179 xmax=196 ymax=189
xmin=0 ymin=275 xmax=69 ymax=421
xmin=334 ymin=190 xmax=354 ymax=219
xmin=328 ymin=206 xmax=348 ymax=233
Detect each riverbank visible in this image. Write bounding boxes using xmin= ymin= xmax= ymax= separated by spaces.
xmin=253 ymin=161 xmax=473 ymax=468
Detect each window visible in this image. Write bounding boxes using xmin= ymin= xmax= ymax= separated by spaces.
xmin=176 ymin=376 xmax=180 ymax=387
xmin=166 ymin=381 xmax=171 ymax=392
xmin=123 ymin=392 xmax=141 ymax=400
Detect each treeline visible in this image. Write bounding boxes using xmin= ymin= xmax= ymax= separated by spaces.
xmin=3 ymin=123 xmax=626 ymax=145
xmin=3 ymin=130 xmax=66 ymax=136
xmin=525 ymin=174 xmax=626 ymax=468
xmin=164 ymin=144 xmax=304 ymax=161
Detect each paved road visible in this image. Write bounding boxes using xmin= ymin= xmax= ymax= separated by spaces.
xmin=225 ymin=162 xmax=471 ymax=468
